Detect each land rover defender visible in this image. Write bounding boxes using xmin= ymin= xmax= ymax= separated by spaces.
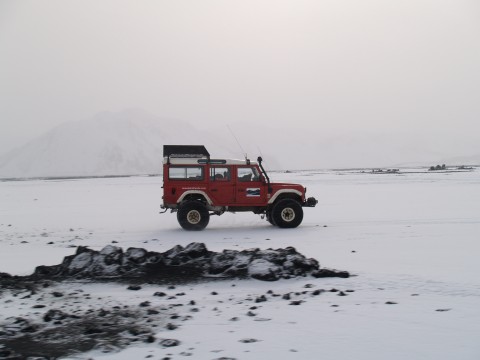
xmin=161 ymin=145 xmax=317 ymax=230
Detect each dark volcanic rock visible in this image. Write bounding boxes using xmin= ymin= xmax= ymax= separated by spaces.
xmin=43 ymin=309 xmax=68 ymax=322
xmin=0 ymin=272 xmax=12 ymax=280
xmin=2 ymin=243 xmax=349 ymax=284
xmin=160 ymin=338 xmax=180 ymax=347
xmin=312 ymin=268 xmax=350 ymax=278
xmin=255 ymin=295 xmax=267 ymax=303
xmin=239 ymin=338 xmax=260 ymax=343
xmin=127 ymin=285 xmax=142 ymax=291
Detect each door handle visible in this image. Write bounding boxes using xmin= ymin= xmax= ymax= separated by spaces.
xmin=211 ymin=189 xmax=218 ymax=192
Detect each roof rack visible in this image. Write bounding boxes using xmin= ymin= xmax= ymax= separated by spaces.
xmin=163 ymin=145 xmax=210 ymax=164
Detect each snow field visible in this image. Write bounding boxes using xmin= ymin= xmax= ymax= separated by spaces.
xmin=1 ymin=169 xmax=479 ymax=359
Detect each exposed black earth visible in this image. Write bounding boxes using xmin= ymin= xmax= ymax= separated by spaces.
xmin=0 ymin=306 xmax=164 ymax=359
xmin=0 ymin=243 xmax=350 ymax=359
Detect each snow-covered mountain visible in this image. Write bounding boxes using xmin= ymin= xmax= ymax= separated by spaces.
xmin=0 ymin=109 xmax=236 ymax=178
xmin=2 ymin=109 xmax=477 ymax=178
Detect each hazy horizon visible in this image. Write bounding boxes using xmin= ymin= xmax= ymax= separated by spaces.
xmin=1 ymin=1 xmax=479 ymax=167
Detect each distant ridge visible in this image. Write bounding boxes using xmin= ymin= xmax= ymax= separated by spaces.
xmin=0 ymin=109 xmax=233 ymax=178
xmin=439 ymin=153 xmax=480 ymax=167
xmin=1 ymin=109 xmax=478 ymax=177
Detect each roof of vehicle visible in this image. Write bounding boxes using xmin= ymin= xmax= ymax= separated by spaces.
xmin=163 ymin=145 xmax=258 ymax=166
xmin=164 ymin=157 xmax=258 ymax=166
xmin=163 ymin=145 xmax=210 ymax=158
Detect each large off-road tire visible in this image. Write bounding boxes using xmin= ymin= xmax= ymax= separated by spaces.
xmin=272 ymin=199 xmax=303 ymax=228
xmin=177 ymin=201 xmax=210 ymax=231
xmin=266 ymin=209 xmax=276 ymax=226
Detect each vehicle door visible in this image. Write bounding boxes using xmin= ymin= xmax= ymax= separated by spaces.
xmin=235 ymin=166 xmax=267 ymax=204
xmin=208 ymin=166 xmax=235 ymax=205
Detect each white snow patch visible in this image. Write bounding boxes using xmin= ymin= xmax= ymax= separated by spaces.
xmin=248 ymin=258 xmax=280 ymax=277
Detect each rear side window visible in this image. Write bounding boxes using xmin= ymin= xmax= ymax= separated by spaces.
xmin=169 ymin=166 xmax=204 ymax=180
xmin=210 ymin=167 xmax=231 ymax=181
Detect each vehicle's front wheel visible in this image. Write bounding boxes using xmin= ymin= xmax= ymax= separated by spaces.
xmin=272 ymin=199 xmax=303 ymax=228
xmin=266 ymin=209 xmax=276 ymax=226
xmin=177 ymin=201 xmax=210 ymax=231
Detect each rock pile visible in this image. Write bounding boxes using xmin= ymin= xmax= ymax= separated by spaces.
xmin=16 ymin=242 xmax=348 ymax=283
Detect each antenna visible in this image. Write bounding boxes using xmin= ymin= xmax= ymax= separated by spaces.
xmin=227 ymin=125 xmax=247 ymax=160
xmin=256 ymin=145 xmax=264 ymax=158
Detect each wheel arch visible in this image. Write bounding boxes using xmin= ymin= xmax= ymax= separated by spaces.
xmin=268 ymin=189 xmax=303 ymax=205
xmin=177 ymin=190 xmax=213 ymax=205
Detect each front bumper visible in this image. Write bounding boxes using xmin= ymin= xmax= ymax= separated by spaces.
xmin=303 ymin=197 xmax=318 ymax=207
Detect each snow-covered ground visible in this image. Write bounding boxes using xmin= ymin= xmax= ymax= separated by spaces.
xmin=1 ymin=169 xmax=479 ymax=359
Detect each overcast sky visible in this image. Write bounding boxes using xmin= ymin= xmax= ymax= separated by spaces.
xmin=1 ymin=0 xmax=479 ymax=163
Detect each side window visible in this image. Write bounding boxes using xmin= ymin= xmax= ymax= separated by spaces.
xmin=169 ymin=166 xmax=204 ymax=180
xmin=210 ymin=167 xmax=231 ymax=181
xmin=237 ymin=167 xmax=260 ymax=182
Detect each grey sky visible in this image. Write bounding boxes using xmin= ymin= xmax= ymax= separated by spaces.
xmin=1 ymin=0 xmax=479 ymax=163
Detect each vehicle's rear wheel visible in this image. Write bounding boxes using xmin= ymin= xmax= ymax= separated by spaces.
xmin=272 ymin=199 xmax=303 ymax=228
xmin=177 ymin=201 xmax=210 ymax=231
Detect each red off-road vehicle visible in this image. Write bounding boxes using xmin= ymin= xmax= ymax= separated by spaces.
xmin=161 ymin=145 xmax=317 ymax=230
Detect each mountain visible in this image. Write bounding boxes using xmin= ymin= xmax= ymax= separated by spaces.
xmin=0 ymin=109 xmax=237 ymax=178
xmin=1 ymin=109 xmax=477 ymax=178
